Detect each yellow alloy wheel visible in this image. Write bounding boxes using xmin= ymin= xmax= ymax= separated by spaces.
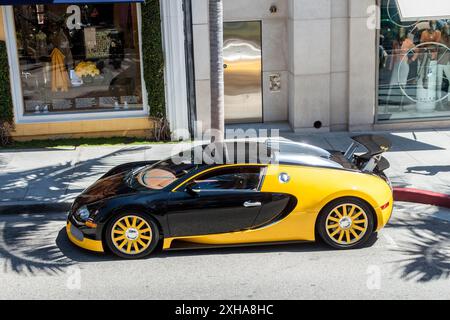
xmin=111 ymin=215 xmax=153 ymax=255
xmin=325 ymin=203 xmax=369 ymax=245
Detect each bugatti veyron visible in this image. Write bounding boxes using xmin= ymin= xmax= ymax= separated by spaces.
xmin=66 ymin=135 xmax=393 ymax=259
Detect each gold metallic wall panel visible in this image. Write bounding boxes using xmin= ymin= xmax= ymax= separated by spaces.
xmin=224 ymin=21 xmax=263 ymax=123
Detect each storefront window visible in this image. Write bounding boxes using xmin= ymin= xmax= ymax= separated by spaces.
xmin=378 ymin=0 xmax=450 ymax=121
xmin=13 ymin=4 xmax=143 ymax=115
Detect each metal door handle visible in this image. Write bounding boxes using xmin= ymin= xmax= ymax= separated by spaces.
xmin=243 ymin=201 xmax=262 ymax=208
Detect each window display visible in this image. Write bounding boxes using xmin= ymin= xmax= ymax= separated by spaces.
xmin=378 ymin=0 xmax=450 ymax=121
xmin=13 ymin=4 xmax=143 ymax=115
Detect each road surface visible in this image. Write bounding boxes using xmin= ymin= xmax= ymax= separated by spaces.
xmin=0 ymin=202 xmax=449 ymax=299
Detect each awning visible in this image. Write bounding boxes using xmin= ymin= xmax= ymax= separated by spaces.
xmin=0 ymin=0 xmax=144 ymax=4
xmin=396 ymin=0 xmax=450 ymax=21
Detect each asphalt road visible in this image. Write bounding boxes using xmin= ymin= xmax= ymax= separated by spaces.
xmin=0 ymin=202 xmax=449 ymax=300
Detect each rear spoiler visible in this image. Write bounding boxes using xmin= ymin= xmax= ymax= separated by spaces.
xmin=344 ymin=135 xmax=392 ymax=160
xmin=344 ymin=134 xmax=392 ymax=172
xmin=344 ymin=135 xmax=392 ymax=172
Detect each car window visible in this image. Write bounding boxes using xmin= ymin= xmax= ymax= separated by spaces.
xmin=135 ymin=159 xmax=196 ymax=190
xmin=138 ymin=168 xmax=177 ymax=190
xmin=189 ymin=167 xmax=263 ymax=191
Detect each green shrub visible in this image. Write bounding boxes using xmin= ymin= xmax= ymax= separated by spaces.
xmin=141 ymin=1 xmax=166 ymax=118
xmin=0 ymin=41 xmax=13 ymax=145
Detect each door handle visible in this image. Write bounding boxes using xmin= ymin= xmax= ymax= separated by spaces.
xmin=243 ymin=201 xmax=262 ymax=208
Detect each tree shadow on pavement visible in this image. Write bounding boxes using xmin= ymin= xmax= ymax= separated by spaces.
xmin=0 ymin=213 xmax=74 ymax=275
xmin=406 ymin=165 xmax=450 ymax=176
xmin=0 ymin=210 xmax=380 ymax=275
xmin=387 ymin=202 xmax=450 ymax=282
xmin=0 ymin=213 xmax=122 ymax=276
xmin=0 ymin=146 xmax=153 ymax=203
xmin=0 ymin=146 xmax=156 ymax=275
xmin=384 ymin=133 xmax=444 ymax=152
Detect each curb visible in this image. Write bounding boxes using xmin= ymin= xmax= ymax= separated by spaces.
xmin=0 ymin=202 xmax=71 ymax=215
xmin=393 ymin=187 xmax=450 ymax=209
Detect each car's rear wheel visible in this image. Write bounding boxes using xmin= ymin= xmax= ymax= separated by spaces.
xmin=318 ymin=198 xmax=374 ymax=249
xmin=105 ymin=212 xmax=160 ymax=259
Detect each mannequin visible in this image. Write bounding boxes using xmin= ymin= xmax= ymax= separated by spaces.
xmin=388 ymin=29 xmax=415 ymax=108
xmin=35 ymin=28 xmax=48 ymax=58
xmin=437 ymin=24 xmax=450 ymax=109
xmin=419 ymin=20 xmax=441 ymax=89
xmin=414 ymin=21 xmax=442 ymax=112
xmin=390 ymin=29 xmax=415 ymax=85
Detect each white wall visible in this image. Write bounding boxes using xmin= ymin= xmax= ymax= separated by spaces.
xmin=191 ymin=0 xmax=211 ymax=132
xmin=331 ymin=0 xmax=350 ymax=131
xmin=348 ymin=0 xmax=377 ymax=131
xmin=287 ymin=0 xmax=332 ymax=132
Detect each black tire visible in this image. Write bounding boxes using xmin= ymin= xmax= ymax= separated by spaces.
xmin=105 ymin=211 xmax=160 ymax=259
xmin=317 ymin=197 xmax=375 ymax=250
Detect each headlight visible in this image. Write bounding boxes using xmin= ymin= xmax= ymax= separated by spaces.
xmin=76 ymin=206 xmax=91 ymax=221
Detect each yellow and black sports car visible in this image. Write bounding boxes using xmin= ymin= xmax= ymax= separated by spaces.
xmin=66 ymin=135 xmax=393 ymax=259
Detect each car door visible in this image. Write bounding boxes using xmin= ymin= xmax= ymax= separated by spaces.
xmin=167 ymin=166 xmax=271 ymax=237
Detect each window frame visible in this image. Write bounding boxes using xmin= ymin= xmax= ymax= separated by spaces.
xmin=2 ymin=4 xmax=149 ymax=124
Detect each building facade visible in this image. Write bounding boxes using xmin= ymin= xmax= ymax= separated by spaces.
xmin=183 ymin=0 xmax=450 ymax=134
xmin=1 ymin=0 xmax=450 ymax=141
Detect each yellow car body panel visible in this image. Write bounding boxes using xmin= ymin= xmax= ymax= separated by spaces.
xmin=163 ymin=164 xmax=393 ymax=249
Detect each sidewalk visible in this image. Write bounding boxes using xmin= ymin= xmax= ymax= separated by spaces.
xmin=1 ymin=129 xmax=449 ymax=212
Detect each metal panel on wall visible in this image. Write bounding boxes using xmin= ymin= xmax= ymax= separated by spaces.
xmin=224 ymin=21 xmax=263 ymax=124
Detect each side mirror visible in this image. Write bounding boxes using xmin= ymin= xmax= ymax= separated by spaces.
xmin=185 ymin=183 xmax=199 ymax=196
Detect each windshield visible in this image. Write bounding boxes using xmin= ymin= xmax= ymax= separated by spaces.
xmin=133 ymin=158 xmax=196 ymax=190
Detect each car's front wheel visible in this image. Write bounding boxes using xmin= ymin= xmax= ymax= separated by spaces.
xmin=105 ymin=212 xmax=160 ymax=259
xmin=317 ymin=198 xmax=375 ymax=249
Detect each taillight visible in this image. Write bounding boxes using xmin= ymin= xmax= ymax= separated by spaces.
xmin=380 ymin=202 xmax=390 ymax=210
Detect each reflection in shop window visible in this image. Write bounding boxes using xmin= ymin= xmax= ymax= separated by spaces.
xmin=378 ymin=0 xmax=450 ymax=121
xmin=14 ymin=4 xmax=143 ymax=115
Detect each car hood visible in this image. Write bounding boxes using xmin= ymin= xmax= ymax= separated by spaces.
xmin=75 ymin=172 xmax=135 ymax=207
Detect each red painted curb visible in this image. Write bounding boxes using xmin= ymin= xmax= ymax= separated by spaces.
xmin=393 ymin=187 xmax=450 ymax=209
